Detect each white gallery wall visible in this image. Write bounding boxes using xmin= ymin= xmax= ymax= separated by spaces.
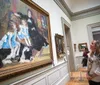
xmin=71 ymin=14 xmax=100 ymax=57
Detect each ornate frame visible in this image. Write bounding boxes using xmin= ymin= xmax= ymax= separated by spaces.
xmin=55 ymin=34 xmax=65 ymax=59
xmin=0 ymin=0 xmax=53 ymax=81
xmin=78 ymin=43 xmax=88 ymax=52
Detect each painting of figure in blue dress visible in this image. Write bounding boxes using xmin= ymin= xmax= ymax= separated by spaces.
xmin=0 ymin=0 xmax=51 ymax=68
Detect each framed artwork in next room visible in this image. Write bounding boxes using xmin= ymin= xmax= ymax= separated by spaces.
xmin=78 ymin=43 xmax=88 ymax=52
xmin=55 ymin=34 xmax=65 ymax=59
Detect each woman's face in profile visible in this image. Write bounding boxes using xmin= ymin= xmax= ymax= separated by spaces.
xmin=90 ymin=40 xmax=96 ymax=52
xmin=28 ymin=11 xmax=31 ymax=18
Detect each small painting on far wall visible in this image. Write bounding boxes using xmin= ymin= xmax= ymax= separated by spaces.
xmin=55 ymin=34 xmax=65 ymax=59
xmin=78 ymin=43 xmax=88 ymax=52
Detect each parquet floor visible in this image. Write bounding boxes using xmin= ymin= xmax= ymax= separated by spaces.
xmin=66 ymin=68 xmax=89 ymax=85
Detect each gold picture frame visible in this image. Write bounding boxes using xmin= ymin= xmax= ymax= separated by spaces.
xmin=55 ymin=34 xmax=65 ymax=59
xmin=78 ymin=43 xmax=88 ymax=52
xmin=0 ymin=0 xmax=53 ymax=81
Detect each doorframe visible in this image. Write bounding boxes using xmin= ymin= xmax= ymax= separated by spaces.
xmin=87 ymin=22 xmax=100 ymax=44
xmin=61 ymin=17 xmax=75 ymax=73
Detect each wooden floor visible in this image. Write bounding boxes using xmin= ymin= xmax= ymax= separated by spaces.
xmin=66 ymin=68 xmax=89 ymax=85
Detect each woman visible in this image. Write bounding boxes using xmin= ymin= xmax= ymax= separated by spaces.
xmin=27 ymin=9 xmax=48 ymax=59
xmin=82 ymin=47 xmax=89 ymax=67
xmin=87 ymin=40 xmax=100 ymax=85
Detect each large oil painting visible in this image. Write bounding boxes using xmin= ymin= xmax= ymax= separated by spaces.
xmin=0 ymin=0 xmax=53 ymax=80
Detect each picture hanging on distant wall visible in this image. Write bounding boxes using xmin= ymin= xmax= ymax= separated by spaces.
xmin=55 ymin=34 xmax=65 ymax=59
xmin=78 ymin=43 xmax=88 ymax=52
xmin=0 ymin=0 xmax=53 ymax=80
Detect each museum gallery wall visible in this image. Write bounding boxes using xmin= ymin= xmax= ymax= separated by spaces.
xmin=0 ymin=0 xmax=53 ymax=80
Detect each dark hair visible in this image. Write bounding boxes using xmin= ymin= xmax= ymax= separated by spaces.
xmin=27 ymin=9 xmax=33 ymax=17
xmin=84 ymin=47 xmax=89 ymax=52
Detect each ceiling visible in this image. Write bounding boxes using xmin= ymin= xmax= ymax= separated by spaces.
xmin=54 ymin=0 xmax=100 ymax=20
xmin=64 ymin=0 xmax=100 ymax=13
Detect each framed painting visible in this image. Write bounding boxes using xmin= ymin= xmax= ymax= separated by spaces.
xmin=0 ymin=0 xmax=53 ymax=81
xmin=78 ymin=43 xmax=88 ymax=52
xmin=55 ymin=34 xmax=65 ymax=59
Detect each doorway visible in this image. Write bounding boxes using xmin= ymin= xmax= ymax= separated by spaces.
xmin=64 ymin=24 xmax=75 ymax=72
xmin=87 ymin=22 xmax=100 ymax=43
xmin=92 ymin=27 xmax=100 ymax=41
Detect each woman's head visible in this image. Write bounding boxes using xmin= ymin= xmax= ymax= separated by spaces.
xmin=90 ymin=40 xmax=97 ymax=52
xmin=90 ymin=40 xmax=100 ymax=54
xmin=27 ymin=9 xmax=33 ymax=18
xmin=84 ymin=47 xmax=88 ymax=52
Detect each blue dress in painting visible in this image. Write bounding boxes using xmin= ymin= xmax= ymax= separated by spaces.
xmin=18 ymin=25 xmax=30 ymax=39
xmin=0 ymin=31 xmax=18 ymax=60
xmin=2 ymin=32 xmax=17 ymax=49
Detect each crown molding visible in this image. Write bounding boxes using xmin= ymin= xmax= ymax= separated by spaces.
xmin=54 ymin=0 xmax=71 ymax=20
xmin=54 ymin=0 xmax=100 ymax=21
xmin=61 ymin=17 xmax=71 ymax=28
xmin=72 ymin=8 xmax=100 ymax=21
